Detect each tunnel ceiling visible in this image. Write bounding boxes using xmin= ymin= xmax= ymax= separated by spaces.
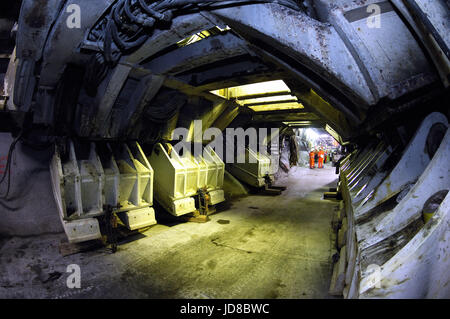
xmin=1 ymin=0 xmax=449 ymax=145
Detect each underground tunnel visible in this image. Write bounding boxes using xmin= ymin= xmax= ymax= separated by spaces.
xmin=0 ymin=0 xmax=449 ymax=302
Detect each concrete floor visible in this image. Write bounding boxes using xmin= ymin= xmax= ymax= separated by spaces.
xmin=0 ymin=166 xmax=339 ymax=299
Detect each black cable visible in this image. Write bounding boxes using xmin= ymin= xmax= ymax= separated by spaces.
xmin=145 ymin=93 xmax=185 ymax=123
xmin=104 ymin=18 xmax=115 ymax=64
xmin=127 ymin=0 xmax=157 ymax=27
xmin=0 ymin=132 xmax=22 ymax=200
xmin=0 ymin=125 xmax=55 ymax=201
xmin=138 ymin=0 xmax=173 ymax=21
xmin=110 ymin=13 xmax=149 ymax=51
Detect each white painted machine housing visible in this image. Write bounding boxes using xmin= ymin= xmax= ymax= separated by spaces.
xmin=50 ymin=140 xmax=157 ymax=243
xmin=148 ymin=143 xmax=225 ymax=216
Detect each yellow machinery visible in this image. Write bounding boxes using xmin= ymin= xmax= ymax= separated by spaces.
xmin=148 ymin=143 xmax=225 ymax=216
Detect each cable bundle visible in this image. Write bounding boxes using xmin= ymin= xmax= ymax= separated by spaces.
xmin=89 ymin=0 xmax=302 ymax=66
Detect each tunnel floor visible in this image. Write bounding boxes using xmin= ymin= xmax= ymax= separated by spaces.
xmin=0 ymin=166 xmax=339 ymax=299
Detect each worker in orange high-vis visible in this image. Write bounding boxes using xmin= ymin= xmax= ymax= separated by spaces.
xmin=318 ymin=148 xmax=325 ymax=168
xmin=309 ymin=149 xmax=315 ymax=169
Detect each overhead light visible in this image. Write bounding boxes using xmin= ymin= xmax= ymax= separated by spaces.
xmin=250 ymin=103 xmax=304 ymax=112
xmin=238 ymin=94 xmax=297 ymax=106
xmin=282 ymin=121 xmax=312 ymax=126
xmin=209 ymin=80 xmax=306 ymax=111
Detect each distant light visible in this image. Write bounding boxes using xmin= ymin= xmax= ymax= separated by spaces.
xmin=305 ymin=128 xmax=319 ymax=140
